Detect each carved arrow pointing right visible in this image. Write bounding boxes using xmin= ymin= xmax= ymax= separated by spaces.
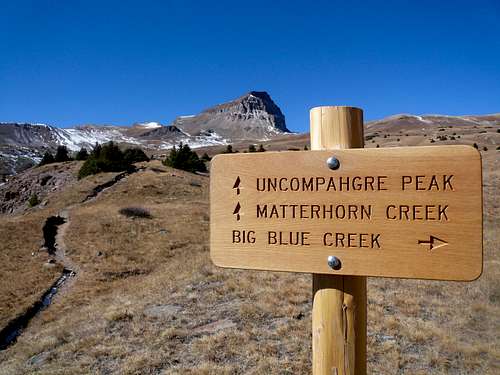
xmin=418 ymin=235 xmax=448 ymax=251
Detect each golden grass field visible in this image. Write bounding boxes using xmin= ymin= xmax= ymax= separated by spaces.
xmin=0 ymin=124 xmax=498 ymax=374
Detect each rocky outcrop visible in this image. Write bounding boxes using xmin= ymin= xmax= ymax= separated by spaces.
xmin=0 ymin=162 xmax=79 ymax=214
xmin=138 ymin=125 xmax=185 ymax=139
xmin=172 ymin=91 xmax=289 ymax=140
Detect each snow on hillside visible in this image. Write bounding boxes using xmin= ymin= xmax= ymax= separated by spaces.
xmin=61 ymin=128 xmax=141 ymax=150
xmin=137 ymin=122 xmax=162 ymax=129
xmin=149 ymin=131 xmax=228 ymax=150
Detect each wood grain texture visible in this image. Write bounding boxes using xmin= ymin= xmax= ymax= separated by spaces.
xmin=310 ymin=106 xmax=364 ymax=150
xmin=209 ymin=146 xmax=483 ymax=281
xmin=311 ymin=106 xmax=366 ymax=375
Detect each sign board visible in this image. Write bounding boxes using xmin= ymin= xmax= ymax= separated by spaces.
xmin=210 ymin=146 xmax=482 ymax=281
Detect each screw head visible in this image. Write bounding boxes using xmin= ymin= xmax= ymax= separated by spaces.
xmin=327 ymin=255 xmax=341 ymax=270
xmin=326 ymin=156 xmax=340 ymax=170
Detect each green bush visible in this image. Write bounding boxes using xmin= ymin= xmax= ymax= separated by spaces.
xmin=123 ymin=148 xmax=149 ymax=164
xmin=78 ymin=142 xmax=137 ymax=179
xmin=223 ymin=145 xmax=234 ymax=154
xmin=78 ymin=158 xmax=100 ymax=179
xmin=75 ymin=147 xmax=89 ymax=160
xmin=39 ymin=151 xmax=55 ymax=166
xmin=163 ymin=143 xmax=207 ymax=173
xmin=258 ymin=144 xmax=266 ymax=152
xmin=28 ymin=194 xmax=40 ymax=207
xmin=55 ymin=145 xmax=71 ymax=162
xmin=248 ymin=144 xmax=256 ymax=153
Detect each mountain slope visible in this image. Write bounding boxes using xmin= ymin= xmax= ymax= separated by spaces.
xmin=0 ymin=91 xmax=290 ymax=176
xmin=365 ymin=113 xmax=500 ymax=131
xmin=172 ymin=91 xmax=289 ymax=140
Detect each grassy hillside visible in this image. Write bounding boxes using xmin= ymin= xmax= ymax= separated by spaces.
xmin=0 ymin=123 xmax=498 ymax=374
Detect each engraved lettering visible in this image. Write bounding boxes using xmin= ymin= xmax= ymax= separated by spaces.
xmin=443 ymin=175 xmax=454 ymax=190
xmin=232 ymin=230 xmax=255 ymax=244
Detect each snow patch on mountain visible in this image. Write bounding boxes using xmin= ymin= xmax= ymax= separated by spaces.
xmin=137 ymin=122 xmax=162 ymax=128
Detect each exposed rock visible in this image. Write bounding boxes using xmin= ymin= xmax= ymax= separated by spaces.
xmin=143 ymin=304 xmax=181 ymax=319
xmin=138 ymin=125 xmax=184 ymax=139
xmin=27 ymin=351 xmax=50 ymax=367
xmin=194 ymin=319 xmax=236 ymax=334
xmin=172 ymin=91 xmax=289 ymax=140
xmin=0 ymin=162 xmax=78 ymax=214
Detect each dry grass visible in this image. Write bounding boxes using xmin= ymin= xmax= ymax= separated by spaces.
xmin=0 ymin=124 xmax=498 ymax=374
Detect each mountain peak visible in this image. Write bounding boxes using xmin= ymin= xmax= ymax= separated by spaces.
xmin=174 ymin=90 xmax=289 ymax=139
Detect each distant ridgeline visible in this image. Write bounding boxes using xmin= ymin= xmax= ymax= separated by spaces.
xmin=0 ymin=91 xmax=290 ymax=176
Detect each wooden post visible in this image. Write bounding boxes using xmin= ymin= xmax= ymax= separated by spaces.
xmin=310 ymin=106 xmax=367 ymax=375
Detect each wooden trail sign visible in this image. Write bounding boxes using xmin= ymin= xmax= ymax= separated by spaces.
xmin=210 ymin=145 xmax=482 ymax=281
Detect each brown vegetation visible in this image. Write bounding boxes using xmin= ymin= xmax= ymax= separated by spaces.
xmin=0 ymin=123 xmax=498 ymax=374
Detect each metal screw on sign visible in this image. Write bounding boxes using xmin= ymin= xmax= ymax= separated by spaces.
xmin=326 ymin=156 xmax=340 ymax=170
xmin=327 ymin=255 xmax=341 ymax=270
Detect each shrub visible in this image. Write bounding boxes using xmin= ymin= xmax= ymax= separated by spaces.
xmin=473 ymin=143 xmax=478 ymax=149
xmin=483 ymin=146 xmax=488 ymax=151
xmin=258 ymin=144 xmax=266 ymax=152
xmin=201 ymin=153 xmax=211 ymax=161
xmin=78 ymin=158 xmax=100 ymax=179
xmin=163 ymin=143 xmax=207 ymax=173
xmin=123 ymin=148 xmax=149 ymax=164
xmin=91 ymin=143 xmax=102 ymax=158
xmin=39 ymin=151 xmax=55 ymax=166
xmin=55 ymin=145 xmax=71 ymax=162
xmin=28 ymin=194 xmax=40 ymax=207
xmin=119 ymin=206 xmax=152 ymax=219
xmin=248 ymin=144 xmax=256 ymax=153
xmin=304 ymin=145 xmax=308 ymax=150
xmin=75 ymin=147 xmax=89 ymax=160
xmin=223 ymin=145 xmax=234 ymax=154
xmin=78 ymin=142 xmax=133 ymax=179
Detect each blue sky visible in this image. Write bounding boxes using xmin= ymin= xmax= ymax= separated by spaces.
xmin=0 ymin=1 xmax=499 ymax=132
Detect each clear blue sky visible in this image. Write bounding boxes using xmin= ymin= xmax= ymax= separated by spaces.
xmin=1 ymin=1 xmax=499 ymax=132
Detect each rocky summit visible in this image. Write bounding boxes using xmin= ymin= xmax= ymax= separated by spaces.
xmin=172 ymin=91 xmax=289 ymax=140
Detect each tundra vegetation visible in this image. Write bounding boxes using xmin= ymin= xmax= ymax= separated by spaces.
xmin=0 ymin=123 xmax=498 ymax=374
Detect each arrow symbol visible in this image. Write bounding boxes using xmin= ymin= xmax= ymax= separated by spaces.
xmin=233 ymin=202 xmax=241 ymax=221
xmin=418 ymin=235 xmax=448 ymax=251
xmin=233 ymin=176 xmax=241 ymax=195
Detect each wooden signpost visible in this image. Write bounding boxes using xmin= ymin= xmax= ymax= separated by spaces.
xmin=210 ymin=106 xmax=483 ymax=374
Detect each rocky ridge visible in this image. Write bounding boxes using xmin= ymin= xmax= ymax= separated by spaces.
xmin=172 ymin=91 xmax=289 ymax=140
xmin=0 ymin=91 xmax=289 ymax=176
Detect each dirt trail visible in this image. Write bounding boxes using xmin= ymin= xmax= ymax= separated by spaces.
xmin=0 ymin=168 xmax=142 ymax=350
